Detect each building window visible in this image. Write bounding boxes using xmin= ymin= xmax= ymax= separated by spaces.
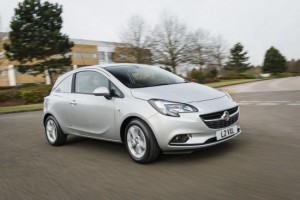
xmin=83 ymin=53 xmax=89 ymax=58
xmin=91 ymin=53 xmax=97 ymax=58
xmin=0 ymin=70 xmax=6 ymax=77
xmin=107 ymin=52 xmax=114 ymax=63
xmin=98 ymin=51 xmax=105 ymax=61
xmin=73 ymin=52 xmax=81 ymax=58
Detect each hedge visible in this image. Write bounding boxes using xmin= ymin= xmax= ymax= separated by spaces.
xmin=0 ymin=84 xmax=52 ymax=104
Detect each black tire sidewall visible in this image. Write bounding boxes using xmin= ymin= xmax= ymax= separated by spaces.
xmin=45 ymin=116 xmax=66 ymax=146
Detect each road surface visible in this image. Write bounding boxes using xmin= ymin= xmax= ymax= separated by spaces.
xmin=0 ymin=77 xmax=299 ymax=199
xmin=220 ymin=76 xmax=300 ymax=93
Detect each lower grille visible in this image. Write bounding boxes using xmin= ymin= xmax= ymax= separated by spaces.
xmin=200 ymin=106 xmax=239 ymax=129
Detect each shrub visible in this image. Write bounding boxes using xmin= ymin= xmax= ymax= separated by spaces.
xmin=19 ymin=85 xmax=52 ymax=104
xmin=239 ymin=72 xmax=256 ymax=79
xmin=187 ymin=69 xmax=206 ymax=83
xmin=220 ymin=70 xmax=241 ymax=79
xmin=15 ymin=83 xmax=38 ymax=89
xmin=271 ymin=72 xmax=294 ymax=78
xmin=207 ymin=68 xmax=218 ymax=79
xmin=0 ymin=90 xmax=20 ymax=102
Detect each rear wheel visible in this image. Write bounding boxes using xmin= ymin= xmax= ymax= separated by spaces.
xmin=45 ymin=116 xmax=67 ymax=146
xmin=125 ymin=119 xmax=160 ymax=164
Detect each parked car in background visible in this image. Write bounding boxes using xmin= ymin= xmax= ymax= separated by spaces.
xmin=43 ymin=64 xmax=241 ymax=163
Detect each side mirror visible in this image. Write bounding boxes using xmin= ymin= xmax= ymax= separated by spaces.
xmin=93 ymin=87 xmax=110 ymax=96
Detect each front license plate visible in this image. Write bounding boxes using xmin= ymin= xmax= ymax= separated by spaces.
xmin=216 ymin=125 xmax=238 ymax=140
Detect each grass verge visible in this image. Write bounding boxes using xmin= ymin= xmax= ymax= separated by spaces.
xmin=0 ymin=104 xmax=43 ymax=114
xmin=205 ymin=79 xmax=261 ymax=88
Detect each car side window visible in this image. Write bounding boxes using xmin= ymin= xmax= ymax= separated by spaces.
xmin=54 ymin=75 xmax=73 ymax=93
xmin=75 ymin=71 xmax=109 ymax=94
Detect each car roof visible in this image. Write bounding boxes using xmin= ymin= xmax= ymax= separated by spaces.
xmin=54 ymin=63 xmax=153 ymax=88
xmin=85 ymin=63 xmax=151 ymax=69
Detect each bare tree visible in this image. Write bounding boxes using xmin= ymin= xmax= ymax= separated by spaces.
xmin=208 ymin=36 xmax=227 ymax=68
xmin=119 ymin=15 xmax=151 ymax=64
xmin=149 ymin=13 xmax=189 ymax=73
xmin=185 ymin=29 xmax=213 ymax=71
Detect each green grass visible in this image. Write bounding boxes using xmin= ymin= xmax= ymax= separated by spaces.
xmin=0 ymin=104 xmax=43 ymax=114
xmin=205 ymin=79 xmax=260 ymax=88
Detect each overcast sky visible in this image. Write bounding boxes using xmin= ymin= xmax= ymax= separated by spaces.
xmin=0 ymin=0 xmax=299 ymax=65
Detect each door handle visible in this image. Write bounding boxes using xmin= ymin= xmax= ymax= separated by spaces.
xmin=70 ymin=100 xmax=77 ymax=105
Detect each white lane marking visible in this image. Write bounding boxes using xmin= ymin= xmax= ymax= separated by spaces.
xmin=238 ymin=103 xmax=253 ymax=105
xmin=265 ymin=101 xmax=289 ymax=103
xmin=239 ymin=101 xmax=261 ymax=103
xmin=237 ymin=101 xmax=300 ymax=106
xmin=256 ymin=103 xmax=279 ymax=106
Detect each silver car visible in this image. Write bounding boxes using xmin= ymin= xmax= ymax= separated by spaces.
xmin=43 ymin=64 xmax=241 ymax=163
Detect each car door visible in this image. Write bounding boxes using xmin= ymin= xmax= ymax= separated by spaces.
xmin=67 ymin=70 xmax=116 ymax=140
xmin=48 ymin=74 xmax=76 ymax=133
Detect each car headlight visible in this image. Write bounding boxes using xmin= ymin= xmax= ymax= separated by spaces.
xmin=148 ymin=99 xmax=198 ymax=117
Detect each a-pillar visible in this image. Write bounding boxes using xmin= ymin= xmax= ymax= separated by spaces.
xmin=8 ymin=65 xmax=16 ymax=86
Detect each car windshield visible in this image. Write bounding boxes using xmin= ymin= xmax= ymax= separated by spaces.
xmin=104 ymin=65 xmax=187 ymax=88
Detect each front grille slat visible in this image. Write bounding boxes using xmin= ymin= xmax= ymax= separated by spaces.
xmin=200 ymin=106 xmax=239 ymax=129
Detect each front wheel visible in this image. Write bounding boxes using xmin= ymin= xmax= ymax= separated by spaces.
xmin=45 ymin=116 xmax=67 ymax=146
xmin=125 ymin=119 xmax=160 ymax=164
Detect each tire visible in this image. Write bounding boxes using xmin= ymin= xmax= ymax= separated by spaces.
xmin=125 ymin=119 xmax=160 ymax=164
xmin=45 ymin=115 xmax=67 ymax=146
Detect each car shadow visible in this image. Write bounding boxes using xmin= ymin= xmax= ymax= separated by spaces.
xmin=156 ymin=139 xmax=247 ymax=164
xmin=65 ymin=135 xmax=127 ymax=154
xmin=63 ymin=135 xmax=249 ymax=165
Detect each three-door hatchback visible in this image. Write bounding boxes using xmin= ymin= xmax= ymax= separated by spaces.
xmin=43 ymin=64 xmax=241 ymax=163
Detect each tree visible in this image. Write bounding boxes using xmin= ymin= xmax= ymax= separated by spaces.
xmin=119 ymin=15 xmax=151 ymax=64
xmin=149 ymin=13 xmax=189 ymax=73
xmin=184 ymin=29 xmax=211 ymax=70
xmin=4 ymin=0 xmax=73 ymax=83
xmin=225 ymin=42 xmax=250 ymax=72
xmin=208 ymin=36 xmax=227 ymax=69
xmin=287 ymin=59 xmax=300 ymax=73
xmin=263 ymin=47 xmax=287 ymax=74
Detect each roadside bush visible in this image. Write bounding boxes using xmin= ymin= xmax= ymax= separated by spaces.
xmin=186 ymin=68 xmax=221 ymax=83
xmin=19 ymin=85 xmax=52 ymax=104
xmin=0 ymin=86 xmax=15 ymax=90
xmin=239 ymin=72 xmax=256 ymax=79
xmin=187 ymin=68 xmax=207 ymax=83
xmin=220 ymin=70 xmax=240 ymax=79
xmin=0 ymin=90 xmax=21 ymax=102
xmin=15 ymin=83 xmax=38 ymax=89
xmin=271 ymin=72 xmax=295 ymax=78
xmin=207 ymin=68 xmax=218 ymax=79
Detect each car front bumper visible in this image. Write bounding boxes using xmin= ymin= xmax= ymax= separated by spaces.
xmin=146 ymin=97 xmax=241 ymax=152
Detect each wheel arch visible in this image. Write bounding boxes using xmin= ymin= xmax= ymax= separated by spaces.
xmin=120 ymin=115 xmax=154 ymax=143
xmin=43 ymin=112 xmax=55 ymax=127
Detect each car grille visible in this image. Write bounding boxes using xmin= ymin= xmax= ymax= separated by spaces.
xmin=200 ymin=106 xmax=239 ymax=129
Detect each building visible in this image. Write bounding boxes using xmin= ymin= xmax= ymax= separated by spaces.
xmin=70 ymin=39 xmax=124 ymax=68
xmin=0 ymin=32 xmax=151 ymax=86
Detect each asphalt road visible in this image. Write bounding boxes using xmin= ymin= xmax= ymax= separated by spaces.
xmin=220 ymin=76 xmax=300 ymax=93
xmin=0 ymin=78 xmax=299 ymax=199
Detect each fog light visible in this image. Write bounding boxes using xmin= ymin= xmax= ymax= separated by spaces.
xmin=170 ymin=134 xmax=192 ymax=144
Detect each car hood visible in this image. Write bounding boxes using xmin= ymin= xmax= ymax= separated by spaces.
xmin=130 ymin=82 xmax=225 ymax=103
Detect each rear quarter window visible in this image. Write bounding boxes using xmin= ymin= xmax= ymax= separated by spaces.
xmin=54 ymin=75 xmax=73 ymax=93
